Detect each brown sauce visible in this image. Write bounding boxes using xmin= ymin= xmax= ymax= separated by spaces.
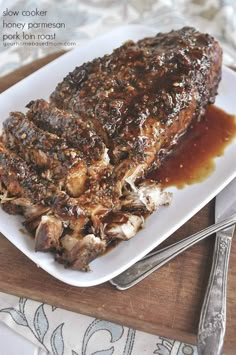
xmin=147 ymin=105 xmax=236 ymax=188
xmin=102 ymin=239 xmax=121 ymax=255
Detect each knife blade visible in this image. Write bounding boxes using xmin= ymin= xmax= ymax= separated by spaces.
xmin=197 ymin=178 xmax=236 ymax=355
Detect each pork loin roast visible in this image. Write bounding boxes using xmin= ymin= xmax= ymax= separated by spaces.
xmin=0 ymin=27 xmax=222 ymax=270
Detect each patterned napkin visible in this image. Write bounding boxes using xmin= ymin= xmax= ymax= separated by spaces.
xmin=0 ymin=1 xmax=236 ymax=354
xmin=0 ymin=292 xmax=198 ymax=355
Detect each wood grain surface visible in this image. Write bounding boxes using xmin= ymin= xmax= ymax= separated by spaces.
xmin=0 ymin=53 xmax=235 ymax=353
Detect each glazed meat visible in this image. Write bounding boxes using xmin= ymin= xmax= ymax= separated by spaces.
xmin=2 ymin=111 xmax=88 ymax=196
xmin=26 ymin=99 xmax=109 ymax=167
xmin=51 ymin=27 xmax=222 ymax=187
xmin=0 ymin=27 xmax=222 ymax=270
xmin=0 ymin=141 xmax=58 ymax=204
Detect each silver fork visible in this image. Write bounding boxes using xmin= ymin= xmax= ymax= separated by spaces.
xmin=110 ymin=213 xmax=236 ymax=290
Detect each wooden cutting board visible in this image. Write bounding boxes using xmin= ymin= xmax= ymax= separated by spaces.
xmin=0 ymin=53 xmax=236 ymax=353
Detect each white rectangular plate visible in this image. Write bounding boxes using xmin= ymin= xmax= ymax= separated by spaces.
xmin=0 ymin=25 xmax=236 ymax=287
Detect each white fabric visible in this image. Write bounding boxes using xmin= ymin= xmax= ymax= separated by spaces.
xmin=0 ymin=0 xmax=236 ymax=76
xmin=0 ymin=292 xmax=198 ymax=354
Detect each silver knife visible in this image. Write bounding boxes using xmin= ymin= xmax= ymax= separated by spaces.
xmin=197 ymin=179 xmax=236 ymax=355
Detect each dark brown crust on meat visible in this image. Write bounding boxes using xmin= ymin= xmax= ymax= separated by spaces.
xmin=26 ymin=99 xmax=106 ymax=163
xmin=2 ymin=112 xmax=80 ymax=172
xmin=51 ymin=27 xmax=222 ymax=166
xmin=0 ymin=141 xmax=58 ymax=204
